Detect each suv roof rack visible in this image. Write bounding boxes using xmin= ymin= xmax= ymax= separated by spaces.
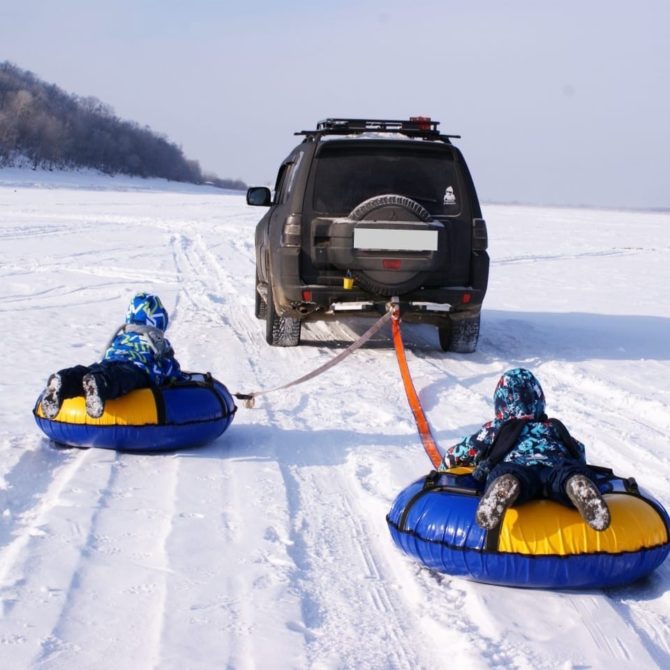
xmin=295 ymin=117 xmax=460 ymax=141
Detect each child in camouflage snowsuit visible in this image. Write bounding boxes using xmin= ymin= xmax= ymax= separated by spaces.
xmin=41 ymin=292 xmax=186 ymax=419
xmin=440 ymin=368 xmax=611 ymax=531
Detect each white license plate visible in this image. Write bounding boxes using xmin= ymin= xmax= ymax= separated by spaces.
xmin=353 ymin=228 xmax=438 ymax=251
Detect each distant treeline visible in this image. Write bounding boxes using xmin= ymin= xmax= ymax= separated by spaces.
xmin=0 ymin=61 xmax=246 ymax=189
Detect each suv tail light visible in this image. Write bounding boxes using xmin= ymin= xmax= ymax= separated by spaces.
xmin=281 ymin=214 xmax=301 ymax=247
xmin=472 ymin=218 xmax=488 ymax=251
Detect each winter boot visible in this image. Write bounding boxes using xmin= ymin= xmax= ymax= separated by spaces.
xmin=565 ymin=474 xmax=611 ymax=531
xmin=83 ymin=373 xmax=105 ymax=418
xmin=41 ymin=373 xmax=63 ymax=419
xmin=476 ymin=473 xmax=521 ymax=530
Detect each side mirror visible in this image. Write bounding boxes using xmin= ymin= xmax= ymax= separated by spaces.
xmin=246 ymin=187 xmax=272 ymax=207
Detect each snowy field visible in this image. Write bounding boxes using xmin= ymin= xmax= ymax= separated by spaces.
xmin=1 ymin=167 xmax=669 ymax=669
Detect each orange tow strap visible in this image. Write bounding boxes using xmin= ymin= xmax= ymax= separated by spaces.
xmin=391 ymin=310 xmax=443 ymax=469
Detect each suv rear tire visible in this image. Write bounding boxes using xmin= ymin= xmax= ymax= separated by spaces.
xmin=438 ymin=311 xmax=481 ymax=353
xmin=265 ymin=282 xmax=301 ymax=346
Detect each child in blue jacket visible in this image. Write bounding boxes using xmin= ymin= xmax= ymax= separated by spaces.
xmin=440 ymin=368 xmax=611 ymax=531
xmin=41 ymin=292 xmax=186 ymax=419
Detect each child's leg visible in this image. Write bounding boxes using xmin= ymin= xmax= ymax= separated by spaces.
xmin=82 ymin=362 xmax=151 ymax=417
xmin=543 ymin=461 xmax=611 ymax=531
xmin=487 ymin=463 xmax=544 ymax=504
xmin=475 ymin=463 xmax=542 ymax=530
xmin=41 ymin=365 xmax=91 ymax=419
xmin=55 ymin=365 xmax=92 ymax=398
xmin=86 ymin=362 xmax=151 ymax=400
xmin=542 ymin=462 xmax=600 ymax=506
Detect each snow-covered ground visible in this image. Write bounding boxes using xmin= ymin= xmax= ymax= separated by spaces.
xmin=1 ymin=167 xmax=669 ymax=669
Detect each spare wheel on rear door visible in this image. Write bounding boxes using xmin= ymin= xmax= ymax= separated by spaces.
xmin=345 ymin=194 xmax=443 ymax=296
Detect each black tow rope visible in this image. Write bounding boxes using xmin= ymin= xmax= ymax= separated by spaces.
xmin=234 ymin=310 xmax=392 ymax=408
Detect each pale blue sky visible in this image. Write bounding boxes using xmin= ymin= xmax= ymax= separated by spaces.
xmin=2 ymin=0 xmax=669 ymax=208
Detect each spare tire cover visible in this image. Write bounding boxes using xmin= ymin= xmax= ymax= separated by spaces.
xmin=349 ymin=194 xmax=433 ymax=296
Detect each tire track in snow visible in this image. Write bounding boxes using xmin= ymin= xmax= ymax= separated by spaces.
xmin=154 ymin=231 xmax=263 ymax=665
xmin=543 ymin=362 xmax=670 ymax=439
xmin=416 ymin=572 xmax=534 ymax=669
xmin=160 ymin=454 xmax=259 ymax=668
xmin=32 ymin=452 xmax=180 ymax=670
xmin=170 ymin=220 xmax=388 ymax=647
xmin=259 ymin=318 xmax=523 ymax=667
xmin=273 ymin=441 xmax=427 ymax=669
xmin=536 ymin=361 xmax=670 ymax=496
xmin=169 ymin=231 xmax=266 ymax=371
xmin=564 ymin=594 xmax=660 ymax=668
xmin=169 ymin=229 xmax=442 ymax=666
xmin=253 ymin=335 xmax=467 ymax=666
xmin=0 ymin=441 xmax=179 ymax=668
xmin=0 ymin=446 xmax=89 ymax=600
xmin=153 ymin=224 xmax=276 ymax=661
xmin=604 ymin=576 xmax=670 ymax=669
xmin=166 ymin=229 xmax=312 ymax=665
xmin=494 ymin=245 xmax=669 ymax=266
xmin=0 ymin=447 xmax=122 ymax=667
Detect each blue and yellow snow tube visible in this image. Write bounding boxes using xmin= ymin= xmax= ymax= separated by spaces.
xmin=386 ymin=468 xmax=670 ymax=589
xmin=33 ymin=374 xmax=236 ymax=451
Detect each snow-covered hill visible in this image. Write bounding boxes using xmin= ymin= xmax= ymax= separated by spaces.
xmin=1 ymin=168 xmax=669 ymax=669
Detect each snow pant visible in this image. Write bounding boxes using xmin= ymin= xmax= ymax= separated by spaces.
xmin=56 ymin=361 xmax=151 ymax=403
xmin=485 ymin=460 xmax=599 ymax=508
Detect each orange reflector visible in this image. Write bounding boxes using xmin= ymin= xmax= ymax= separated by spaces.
xmin=302 ymin=290 xmax=312 ymax=301
xmin=383 ymin=259 xmax=402 ymax=270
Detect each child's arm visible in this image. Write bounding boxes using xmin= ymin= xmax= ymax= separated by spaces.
xmin=441 ymin=423 xmax=495 ymax=470
xmin=163 ymin=356 xmax=188 ymax=382
xmin=574 ymin=437 xmax=587 ymax=464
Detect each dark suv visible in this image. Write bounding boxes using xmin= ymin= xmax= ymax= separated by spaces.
xmin=247 ymin=117 xmax=489 ymax=351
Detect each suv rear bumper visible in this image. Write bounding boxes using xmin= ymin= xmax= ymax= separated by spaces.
xmin=268 ymin=246 xmax=487 ymax=323
xmin=277 ymin=282 xmax=485 ymax=323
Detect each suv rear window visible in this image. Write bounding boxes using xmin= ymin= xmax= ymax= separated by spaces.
xmin=311 ymin=142 xmax=462 ymax=216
